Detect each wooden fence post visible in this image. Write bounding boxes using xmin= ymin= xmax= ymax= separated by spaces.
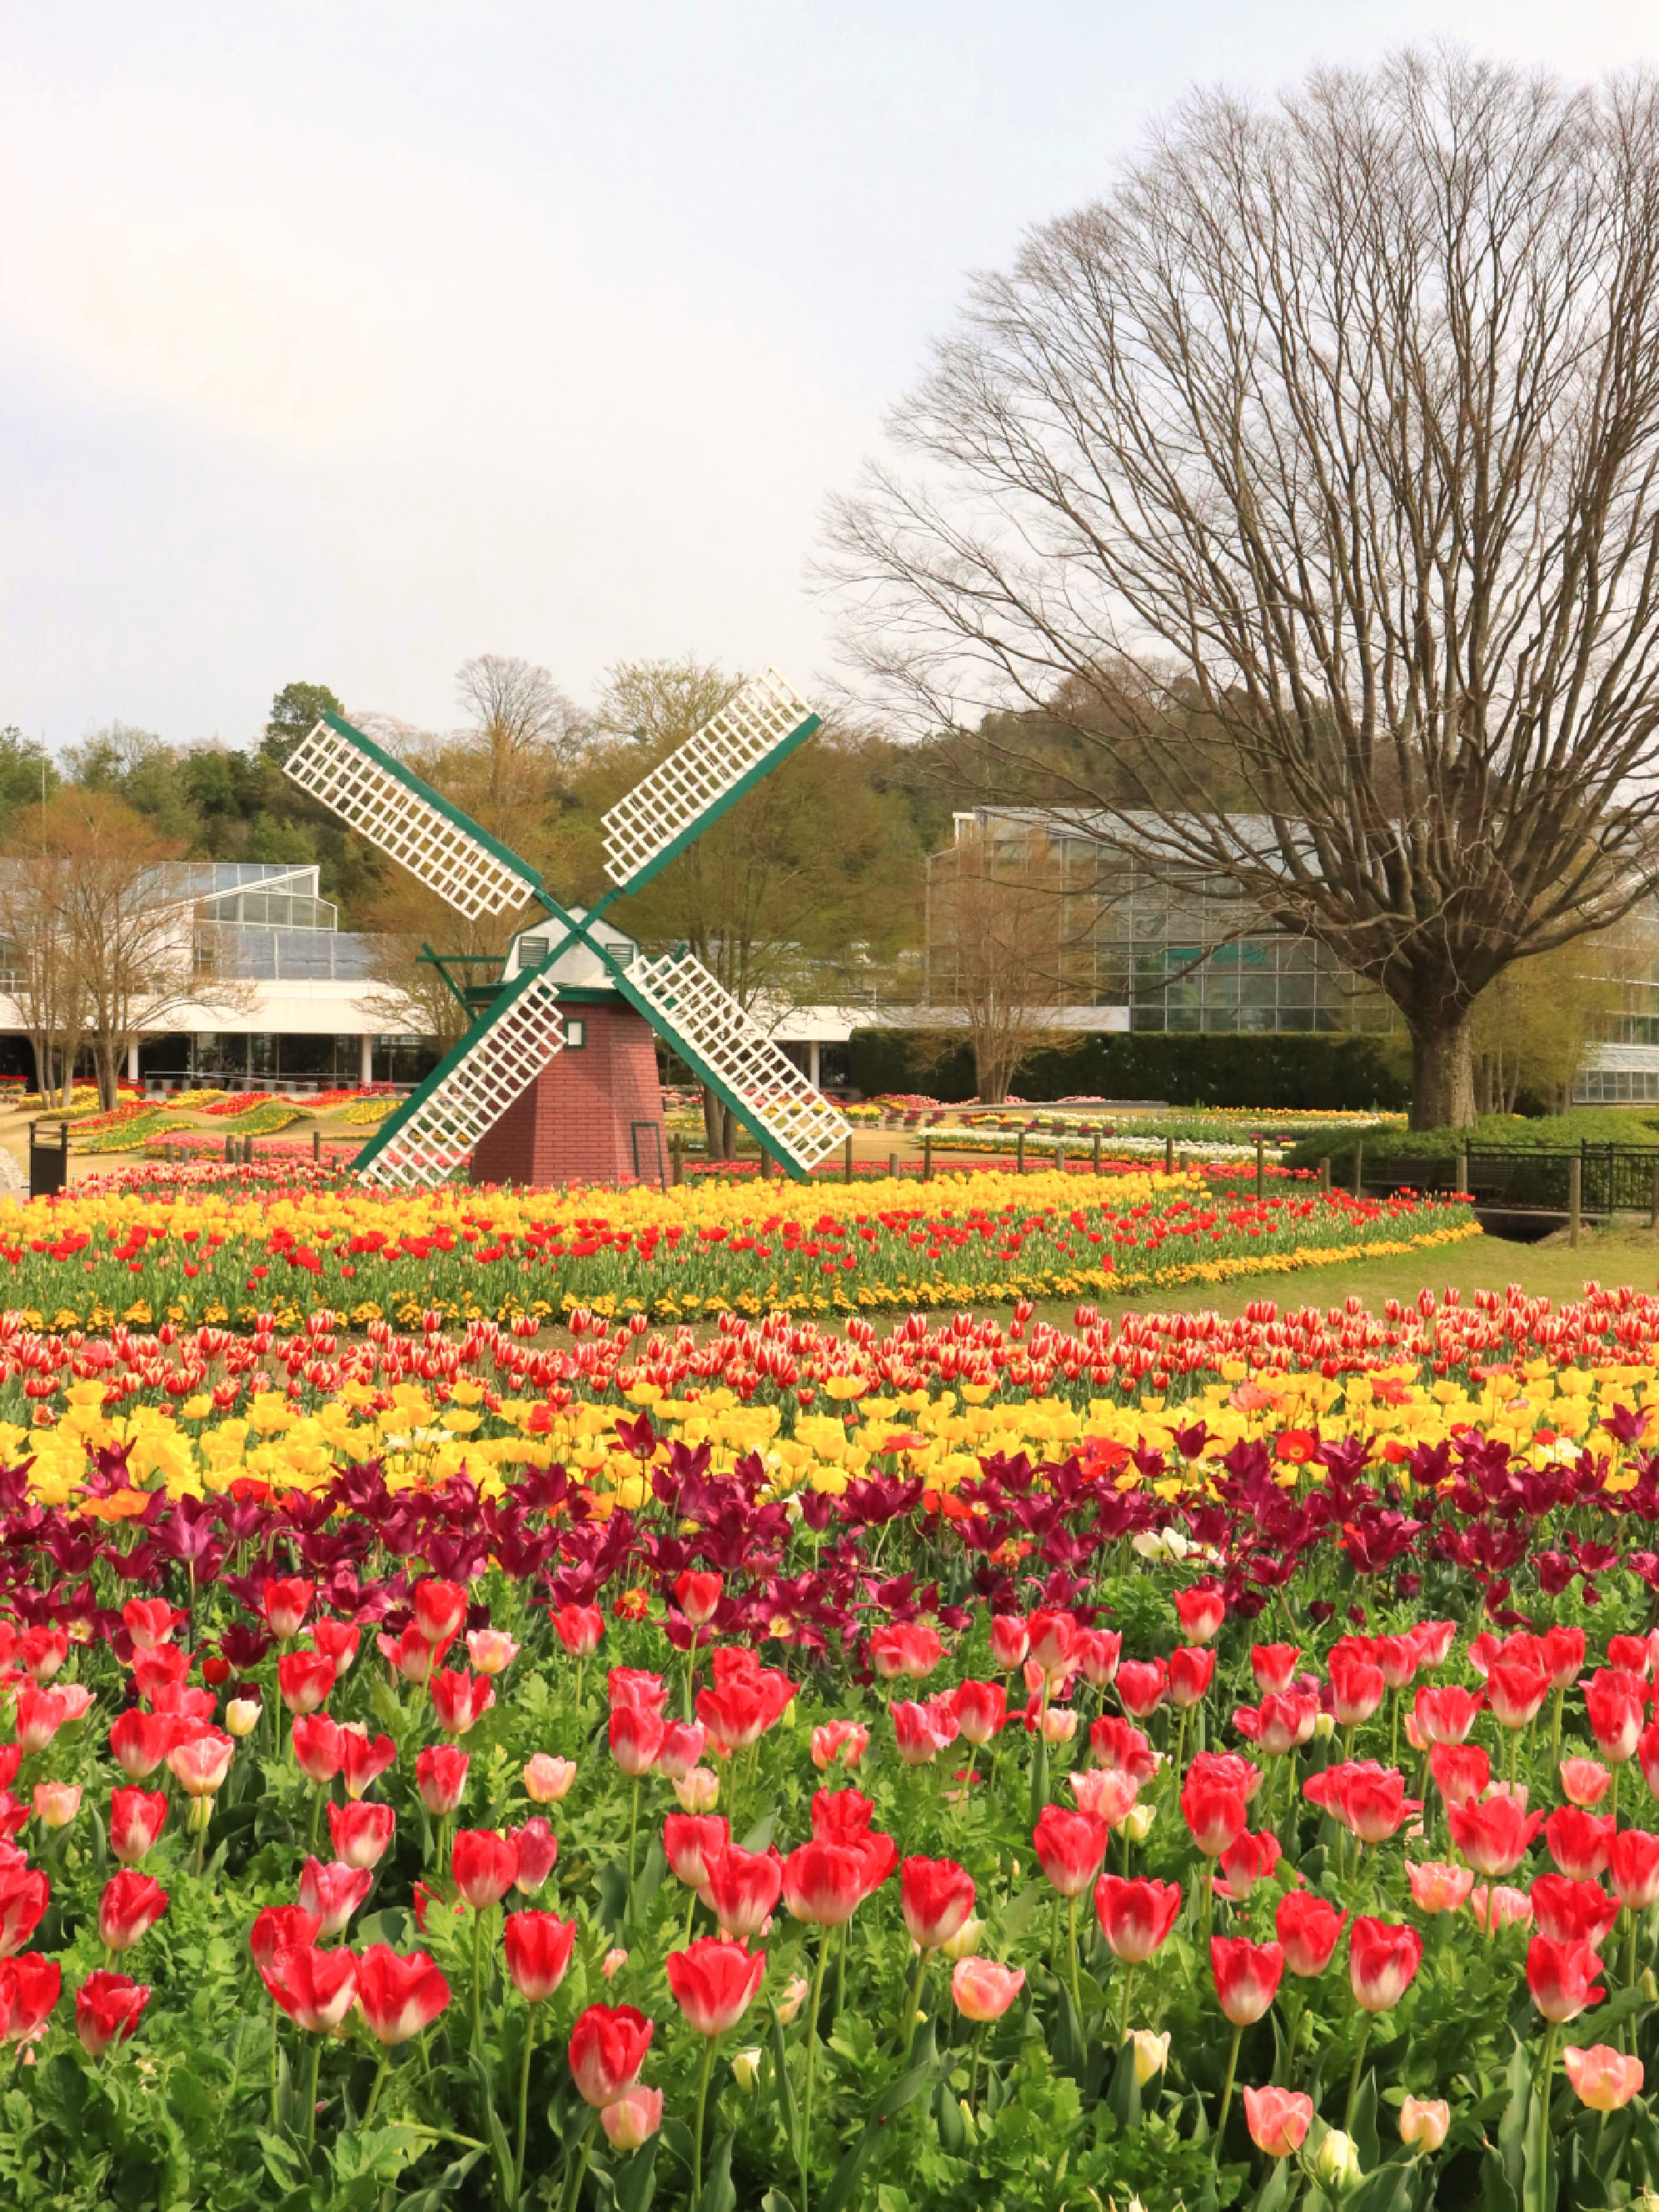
xmin=1570 ymin=1153 xmax=1582 ymax=1248
xmin=1254 ymin=1135 xmax=1264 ymax=1202
xmin=923 ymin=1136 xmax=932 ymax=1183
xmin=1092 ymin=1131 xmax=1102 ymax=1177
xmin=1318 ymin=1156 xmax=1330 ymax=1193
xmin=843 ymin=1136 xmax=853 ymax=1184
xmin=1163 ymin=1135 xmax=1174 ymax=1174
xmin=1015 ymin=1131 xmax=1026 ymax=1175
xmin=1353 ymin=1140 xmax=1364 ymax=1198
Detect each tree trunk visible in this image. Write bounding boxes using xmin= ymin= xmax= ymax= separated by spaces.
xmin=1408 ymin=1002 xmax=1477 ymax=1131
xmin=701 ymin=1087 xmax=737 ymax=1160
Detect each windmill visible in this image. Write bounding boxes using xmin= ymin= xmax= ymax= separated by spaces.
xmin=282 ymin=671 xmax=851 ymax=1188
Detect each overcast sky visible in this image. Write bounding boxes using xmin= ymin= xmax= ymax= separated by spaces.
xmin=3 ymin=1 xmax=1657 ymax=751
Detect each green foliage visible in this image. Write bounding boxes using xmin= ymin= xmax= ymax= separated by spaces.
xmin=263 ymin=681 xmax=345 ymax=765
xmin=849 ymin=1028 xmax=1412 ymax=1110
xmin=1285 ymin=1105 xmax=1659 ymax=1180
xmin=0 ymin=725 xmax=58 ymax=836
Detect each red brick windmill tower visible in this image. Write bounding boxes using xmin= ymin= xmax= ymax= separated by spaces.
xmin=282 ymin=671 xmax=850 ymax=1188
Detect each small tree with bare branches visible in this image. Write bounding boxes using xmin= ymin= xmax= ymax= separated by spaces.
xmin=828 ymin=51 xmax=1659 ymax=1128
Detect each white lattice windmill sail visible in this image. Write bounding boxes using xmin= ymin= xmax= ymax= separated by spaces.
xmin=357 ymin=969 xmax=566 ymax=1187
xmin=285 ymin=713 xmax=540 ymax=919
xmin=600 ymin=670 xmax=820 ymax=894
xmin=624 ymin=951 xmax=849 ymax=1174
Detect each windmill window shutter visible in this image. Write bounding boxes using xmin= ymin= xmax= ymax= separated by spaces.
xmin=565 ymin=1019 xmax=586 ymax=1048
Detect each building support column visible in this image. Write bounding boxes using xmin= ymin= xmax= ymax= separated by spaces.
xmin=127 ymin=1040 xmax=140 ymax=1083
xmin=360 ymin=1034 xmax=375 ymax=1085
xmin=808 ymin=1039 xmax=821 ymax=1089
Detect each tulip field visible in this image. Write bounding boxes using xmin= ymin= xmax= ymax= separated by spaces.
xmin=5 ymin=1166 xmax=1659 ymax=2206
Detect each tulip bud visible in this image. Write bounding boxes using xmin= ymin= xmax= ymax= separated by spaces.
xmin=1314 ymin=2130 xmax=1363 ymax=2192
xmin=1642 ymin=1969 xmax=1658 ymax=2004
xmin=225 ymin=1699 xmax=261 ymax=1739
xmin=941 ymin=1914 xmax=985 ymax=1962
xmin=1121 ymin=1801 xmax=1157 ymax=1844
xmin=600 ymin=1948 xmax=628 ymax=1980
xmin=732 ymin=2046 xmax=763 ymax=2090
xmin=1129 ymin=2029 xmax=1170 ymax=2085
xmin=33 ymin=1781 xmax=81 ymax=1829
xmin=187 ymin=1795 xmax=213 ymax=1836
xmin=1313 ymin=1711 xmax=1337 ymax=1741
xmin=672 ymin=1768 xmax=720 ymax=1813
xmin=775 ymin=1974 xmax=809 ymax=2024
xmin=599 ymin=2085 xmax=663 ymax=2151
xmin=1399 ymin=2095 xmax=1450 ymax=2153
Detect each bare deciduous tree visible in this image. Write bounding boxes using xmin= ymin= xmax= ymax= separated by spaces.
xmin=923 ymin=825 xmax=1075 ymax=1101
xmin=827 ymin=52 xmax=1659 ymax=1128
xmin=455 ymin=655 xmax=584 ymax=811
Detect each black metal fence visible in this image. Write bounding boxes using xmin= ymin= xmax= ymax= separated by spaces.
xmin=1361 ymin=1143 xmax=1659 ymax=1221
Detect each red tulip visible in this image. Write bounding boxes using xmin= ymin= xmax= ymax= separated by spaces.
xmin=698 ymin=1672 xmax=794 ymax=1753
xmin=1076 ymin=1630 xmax=1122 ymax=1687
xmin=98 ymin=1871 xmax=167 ymax=1954
xmin=1168 ymin=1647 xmax=1215 ymax=1709
xmin=673 ymin=1571 xmax=722 ymax=1627
xmin=1089 ymin=1716 xmax=1159 ymax=1782
xmin=451 ymin=1830 xmax=519 ymax=1910
xmin=1173 ymin=1587 xmax=1225 ymax=1645
xmin=75 ymin=1970 xmax=150 ymax=2055
xmin=376 ymin=1627 xmax=437 ymax=1685
xmin=667 ymin=1937 xmax=766 ymax=2036
xmin=0 ymin=1953 xmax=60 ymax=2041
xmin=609 ymin=1706 xmax=666 ymax=1776
xmin=1409 ymin=1620 xmax=1457 ymax=1669
xmin=122 ymin=1598 xmax=182 ymax=1650
xmin=950 ymin=1681 xmax=1008 ymax=1746
xmin=20 ymin=1627 xmax=67 ymax=1682
xmin=1348 ymin=1917 xmax=1422 ymax=2011
xmin=1180 ymin=1775 xmax=1248 ymax=1859
xmin=782 ymin=1840 xmax=866 ymax=1927
xmin=1587 ymin=1671 xmax=1647 ymax=1762
xmin=1250 ymin=1644 xmax=1301 ymax=1694
xmin=1244 ymin=2085 xmax=1313 ymax=2157
xmin=1373 ymin=1634 xmax=1417 ymax=1691
xmin=505 ymin=1911 xmax=578 ymax=2003
xmin=704 ymin=1844 xmax=785 ymax=1940
xmin=14 ymin=1688 xmax=69 ymax=1756
xmin=551 ymin=1605 xmax=604 ymax=1657
xmin=291 ymin=1714 xmax=343 ymax=1786
xmin=276 ymin=1651 xmax=336 ymax=1716
xmin=1333 ymin=1766 xmax=1412 ymax=1844
xmin=249 ymin=1905 xmax=321 ymax=1971
xmin=989 ymin=1613 xmax=1029 ymax=1671
xmin=1328 ymin=1647 xmax=1386 ymax=1727
xmin=889 ymin=1698 xmax=958 ymax=1766
xmin=108 ymin=1787 xmax=167 ymax=1867
xmin=340 ymin=1729 xmax=397 ymax=1800
xmin=415 ymin=1745 xmax=470 ymax=1815
xmin=608 ymin=1668 xmax=668 ymax=1714
xmin=1028 ymin=1610 xmax=1079 ymax=1676
xmin=1527 ymin=1936 xmax=1607 ymax=2023
xmin=1407 ymin=1861 xmax=1474 ymax=1914
xmin=665 ymin=1814 xmax=730 ymax=1891
xmin=1530 ymin=1876 xmax=1620 ymax=1949
xmin=900 ymin=1857 xmax=976 ymax=1951
xmin=1544 ymin=1808 xmax=1615 ymax=1882
xmin=1211 ymin=1936 xmax=1283 ymax=2024
xmin=1541 ymin=1625 xmax=1587 ymax=1689
xmin=298 ymin=1857 xmax=373 ymax=1937
xmin=327 ymin=1800 xmax=396 ymax=1871
xmin=869 ymin=1624 xmax=944 ymax=1681
xmin=1033 ymin=1806 xmax=1109 ymax=1898
xmin=1217 ymin=1831 xmax=1283 ymax=1902
xmin=655 ymin=1721 xmax=706 ymax=1781
xmin=411 ymin=1579 xmax=466 ymax=1650
xmin=1610 ymin=1826 xmax=1659 ymax=1912
xmin=810 ymin=1720 xmax=869 ymax=1771
xmin=1487 ymin=1653 xmax=1551 ymax=1731
xmin=1413 ymin=1686 xmax=1482 ymax=1745
xmin=811 ymin=1789 xmax=874 ymax=1841
xmin=261 ymin=1942 xmax=358 ymax=2031
xmin=851 ymin=1830 xmax=899 ymax=1901
xmin=430 ymin=1669 xmax=496 ymax=1736
xmin=261 ymin=1577 xmax=314 ymax=1638
xmin=1094 ymin=1875 xmax=1182 ymax=1962
xmin=1114 ymin=1659 xmax=1168 ymax=1717
xmin=1276 ymin=1892 xmax=1347 ymax=1976
xmin=1561 ymin=1758 xmax=1613 ymax=1809
xmin=511 ymin=1817 xmax=559 ymax=1895
xmin=356 ymin=1944 xmax=452 ymax=2044
xmin=108 ymin=1709 xmax=174 ymax=1781
xmin=1448 ymin=1796 xmax=1544 ymax=1878
xmin=167 ymin=1731 xmax=236 ymax=1797
xmin=570 ymin=2001 xmax=654 ymax=2105
xmin=312 ymin=1621 xmax=361 ymax=1673
xmin=1428 ymin=1742 xmax=1490 ymax=1806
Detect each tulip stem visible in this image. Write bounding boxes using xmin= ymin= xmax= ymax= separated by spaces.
xmin=684 ymin=1886 xmax=698 ymax=1950
xmin=690 ymin=2031 xmax=717 ymax=2204
xmin=1217 ymin=2021 xmax=1242 ymax=2135
xmin=268 ymin=2000 xmax=281 ymax=2135
xmin=800 ymin=1928 xmax=831 ymax=2212
xmin=307 ymin=1787 xmax=323 ymax=1856
xmin=1344 ymin=2016 xmax=1371 ymax=2132
xmin=626 ymin=1777 xmax=641 ymax=1889
xmin=1066 ymin=1896 xmax=1083 ymax=2027
xmin=834 ymin=1921 xmax=849 ymax=2024
xmin=1536 ymin=2021 xmax=1559 ymax=2207
xmin=304 ymin=2034 xmax=322 ymax=2157
xmin=362 ymin=2052 xmax=388 ymax=2128
xmin=967 ymin=2020 xmax=986 ymax=2110
xmin=559 ymin=2117 xmax=594 ymax=2212
xmin=899 ymin=1948 xmax=926 ymax=2057
xmin=1550 ymin=1686 xmax=1564 ymax=1773
xmin=514 ymin=2007 xmax=536 ymax=2195
xmin=471 ymin=1906 xmax=486 ymax=2051
xmin=1116 ymin=1960 xmax=1135 ymax=2045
